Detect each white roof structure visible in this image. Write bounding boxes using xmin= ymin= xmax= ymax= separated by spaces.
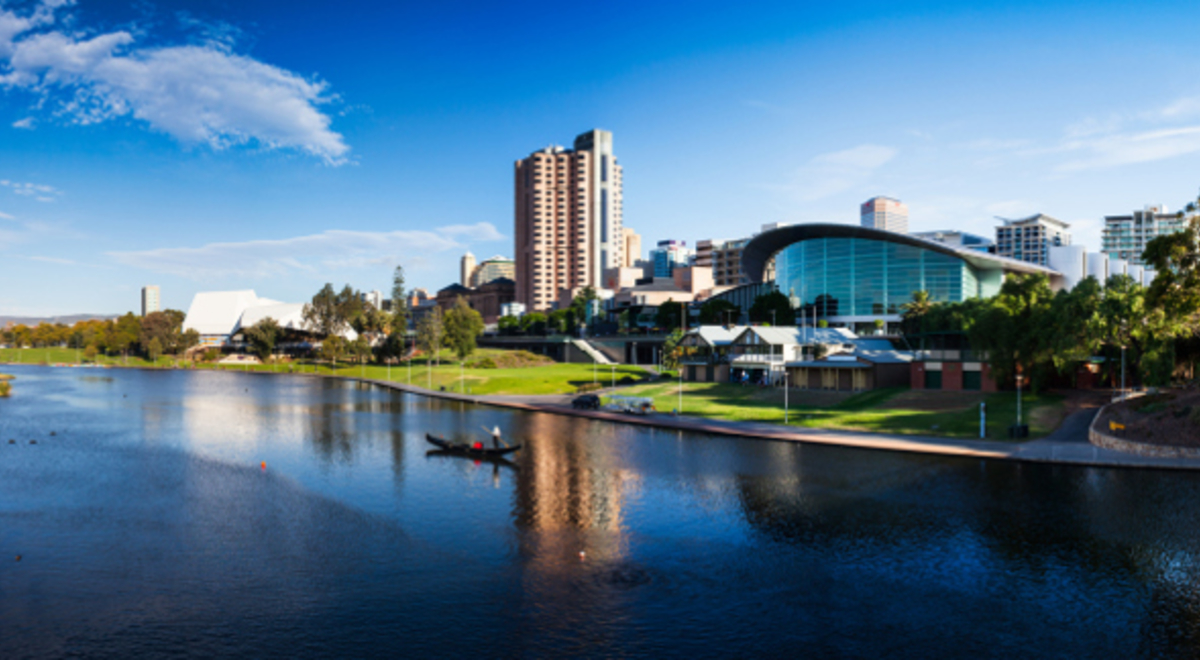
xmin=183 ymin=290 xmax=357 ymax=342
xmin=183 ymin=290 xmax=261 ymax=336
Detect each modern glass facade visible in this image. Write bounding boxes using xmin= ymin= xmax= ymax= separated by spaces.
xmin=772 ymin=237 xmax=1002 ymax=317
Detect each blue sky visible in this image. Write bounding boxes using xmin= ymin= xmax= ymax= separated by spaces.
xmin=3 ymin=0 xmax=1200 ymax=316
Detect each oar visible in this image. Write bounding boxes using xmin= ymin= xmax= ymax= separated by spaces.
xmin=481 ymin=425 xmax=512 ymax=449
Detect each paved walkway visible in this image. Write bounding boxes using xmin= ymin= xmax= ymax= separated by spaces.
xmin=355 ymin=377 xmax=1200 ymax=471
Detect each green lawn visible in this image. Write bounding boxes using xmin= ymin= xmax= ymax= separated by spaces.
xmin=617 ymin=381 xmax=1066 ymax=440
xmin=0 ymin=347 xmax=647 ymax=396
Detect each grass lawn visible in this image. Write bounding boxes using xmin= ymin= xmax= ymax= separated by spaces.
xmin=617 ymin=381 xmax=1066 ymax=440
xmin=0 ymin=347 xmax=648 ymax=396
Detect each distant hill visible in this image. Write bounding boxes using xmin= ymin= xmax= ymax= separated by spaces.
xmin=0 ymin=314 xmax=121 ymax=327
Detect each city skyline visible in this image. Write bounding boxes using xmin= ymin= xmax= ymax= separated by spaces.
xmin=4 ymin=0 xmax=1200 ymax=315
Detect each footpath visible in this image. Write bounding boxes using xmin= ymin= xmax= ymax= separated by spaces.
xmin=356 ymin=377 xmax=1200 ymax=471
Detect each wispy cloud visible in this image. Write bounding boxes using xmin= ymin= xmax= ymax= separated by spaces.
xmin=0 ymin=179 xmax=62 ymax=201
xmin=1057 ymin=125 xmax=1200 ymax=172
xmin=0 ymin=2 xmax=349 ymax=164
xmin=108 ymin=222 xmax=506 ymax=280
xmin=0 ymin=210 xmax=13 ymax=219
xmin=28 ymin=255 xmax=75 ymax=265
xmin=11 ymin=116 xmax=33 ymax=129
xmin=766 ymin=144 xmax=897 ymax=201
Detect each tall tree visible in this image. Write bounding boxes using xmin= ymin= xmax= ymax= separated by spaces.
xmin=303 ymin=284 xmax=348 ymax=338
xmin=245 ymin=317 xmax=282 ymax=362
xmin=698 ymin=299 xmax=740 ymax=325
xmin=748 ymin=291 xmax=795 ymax=325
xmin=900 ymin=290 xmax=934 ymax=338
xmin=1144 ymin=214 xmax=1200 ymax=328
xmin=416 ymin=306 xmax=445 ymax=366
xmin=391 ymin=265 xmax=410 ymax=333
xmin=656 ymin=299 xmax=686 ymax=331
xmin=443 ymin=296 xmax=485 ymax=361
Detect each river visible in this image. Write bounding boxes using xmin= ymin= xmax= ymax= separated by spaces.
xmin=2 ymin=366 xmax=1199 ymax=658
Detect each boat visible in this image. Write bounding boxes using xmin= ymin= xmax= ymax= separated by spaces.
xmin=424 ymin=433 xmax=521 ymax=456
xmin=425 ymin=449 xmax=519 ymax=470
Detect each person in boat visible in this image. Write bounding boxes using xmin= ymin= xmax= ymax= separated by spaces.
xmin=489 ymin=425 xmax=503 ymax=449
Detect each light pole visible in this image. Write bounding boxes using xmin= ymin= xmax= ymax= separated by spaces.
xmin=678 ymin=364 xmax=683 ymax=414
xmin=460 ymin=361 xmax=465 ymax=393
xmin=784 ymin=370 xmax=790 ymax=423
xmin=1121 ymin=343 xmax=1126 ymax=401
xmin=980 ymin=402 xmax=986 ymax=439
xmin=611 ymin=365 xmax=615 ymax=388
xmin=593 ymin=351 xmax=597 ymax=383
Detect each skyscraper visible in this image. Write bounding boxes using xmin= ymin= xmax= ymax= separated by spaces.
xmin=860 ymin=196 xmax=909 ymax=233
xmin=1101 ymin=205 xmax=1183 ymax=267
xmin=141 ymin=285 xmax=161 ymax=316
xmin=460 ymin=252 xmax=476 ymax=287
xmin=515 ymin=129 xmax=623 ymax=311
xmin=994 ymin=214 xmax=1071 ymax=267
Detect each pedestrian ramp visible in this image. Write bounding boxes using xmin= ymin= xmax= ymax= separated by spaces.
xmin=571 ymin=339 xmax=615 ymax=365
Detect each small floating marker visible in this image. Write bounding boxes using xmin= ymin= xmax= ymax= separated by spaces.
xmin=579 ymin=551 xmax=586 ymax=561
xmin=261 ymin=461 xmax=266 ymax=471
xmin=29 ymin=440 xmax=36 ymax=445
xmin=14 ymin=555 xmax=20 ymax=562
xmin=7 ymin=439 xmax=14 ymax=444
xmin=49 ymin=431 xmax=56 ymax=436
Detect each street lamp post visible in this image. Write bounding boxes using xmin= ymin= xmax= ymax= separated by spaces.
xmin=611 ymin=365 xmax=616 ymax=388
xmin=783 ymin=369 xmax=789 ymax=424
xmin=678 ymin=364 xmax=683 ymax=414
xmin=1121 ymin=344 xmax=1126 ymax=401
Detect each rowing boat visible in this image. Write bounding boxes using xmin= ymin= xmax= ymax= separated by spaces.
xmin=424 ymin=433 xmax=521 ymax=456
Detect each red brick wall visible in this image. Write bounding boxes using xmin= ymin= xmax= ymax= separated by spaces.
xmin=911 ymin=363 xmax=925 ymax=389
xmin=942 ymin=362 xmax=963 ymax=391
xmin=981 ymin=363 xmax=998 ymax=392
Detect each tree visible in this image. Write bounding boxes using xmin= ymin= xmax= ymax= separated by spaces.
xmin=698 ymin=299 xmax=739 ymax=325
xmin=498 ymin=315 xmax=520 ymax=336
xmin=1144 ymin=214 xmax=1200 ymax=328
xmin=417 ymin=306 xmax=445 ymax=366
xmin=967 ymin=274 xmax=1057 ymax=392
xmin=391 ymin=265 xmax=410 ymax=333
xmin=656 ymin=299 xmax=686 ymax=331
xmin=108 ymin=313 xmax=141 ymax=361
xmin=350 ymin=336 xmax=373 ymax=365
xmin=873 ymin=319 xmax=885 ymax=335
xmin=520 ymin=312 xmax=546 ymax=336
xmin=443 ymin=296 xmax=485 ymax=361
xmin=319 ymin=335 xmax=347 ymax=367
xmin=146 ymin=337 xmax=163 ymax=362
xmin=245 ymin=317 xmax=282 ymax=362
xmin=83 ymin=344 xmax=98 ymax=362
xmin=547 ymin=309 xmax=571 ymax=335
xmin=570 ymin=286 xmax=599 ymax=332
xmin=617 ymin=309 xmax=631 ymax=334
xmin=303 ymin=283 xmax=362 ymax=340
xmin=1097 ymin=274 xmax=1180 ymax=387
xmin=380 ymin=330 xmax=408 ymax=363
xmin=661 ymin=328 xmax=684 ymax=370
xmin=748 ymin=291 xmax=795 ymax=325
xmin=900 ymin=290 xmax=934 ymax=337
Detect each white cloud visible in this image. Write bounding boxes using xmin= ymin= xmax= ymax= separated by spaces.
xmin=0 ymin=210 xmax=13 ymax=219
xmin=28 ymin=255 xmax=75 ymax=265
xmin=767 ymin=144 xmax=897 ymax=201
xmin=1058 ymin=126 xmax=1200 ymax=172
xmin=0 ymin=3 xmax=349 ymax=163
xmin=0 ymin=179 xmax=61 ymax=200
xmin=108 ymin=223 xmax=507 ymax=280
xmin=11 ymin=116 xmax=33 ymax=129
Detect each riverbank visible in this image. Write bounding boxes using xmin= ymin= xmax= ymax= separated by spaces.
xmin=345 ymin=375 xmax=1200 ymax=471
xmin=5 ymin=360 xmax=1196 ymax=470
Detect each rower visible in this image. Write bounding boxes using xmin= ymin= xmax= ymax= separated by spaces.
xmin=489 ymin=425 xmax=503 ymax=449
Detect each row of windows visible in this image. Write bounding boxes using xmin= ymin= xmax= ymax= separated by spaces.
xmin=772 ymin=238 xmax=996 ymax=316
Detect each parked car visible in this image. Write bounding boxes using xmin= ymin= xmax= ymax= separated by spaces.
xmin=572 ymin=394 xmax=601 ymax=410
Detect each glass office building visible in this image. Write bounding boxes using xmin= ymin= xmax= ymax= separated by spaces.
xmin=741 ymin=224 xmax=1060 ymax=325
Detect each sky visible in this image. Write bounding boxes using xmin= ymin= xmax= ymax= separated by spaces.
xmin=3 ymin=0 xmax=1200 ymax=316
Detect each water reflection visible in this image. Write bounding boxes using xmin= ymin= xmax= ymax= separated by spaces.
xmin=8 ymin=365 xmax=1200 ymax=656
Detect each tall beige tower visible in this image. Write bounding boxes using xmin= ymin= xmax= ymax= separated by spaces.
xmin=515 ymin=129 xmax=623 ymax=311
xmin=860 ymin=196 xmax=909 ymax=233
xmin=622 ymin=227 xmax=641 ymax=267
xmin=460 ymin=252 xmax=476 ymax=287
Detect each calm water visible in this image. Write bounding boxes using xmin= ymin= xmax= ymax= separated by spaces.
xmin=3 ymin=366 xmax=1200 ymax=657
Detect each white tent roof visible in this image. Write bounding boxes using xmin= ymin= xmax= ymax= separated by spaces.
xmin=183 ymin=290 xmax=260 ymax=336
xmin=183 ymin=291 xmax=358 ymax=341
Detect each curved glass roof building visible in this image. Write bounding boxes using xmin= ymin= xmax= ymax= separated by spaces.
xmin=741 ymin=224 xmax=1062 ymax=325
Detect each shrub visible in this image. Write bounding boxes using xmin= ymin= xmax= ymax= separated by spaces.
xmin=467 ymin=357 xmax=499 ymax=369
xmin=619 ymin=375 xmax=637 ymax=385
xmin=0 ymin=381 xmax=10 ymax=397
xmin=203 ymin=348 xmax=221 ymax=362
xmin=576 ymin=382 xmax=603 ymax=393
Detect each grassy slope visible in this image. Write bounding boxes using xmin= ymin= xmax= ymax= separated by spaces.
xmin=0 ymin=347 xmax=645 ymax=396
xmin=618 ymin=381 xmax=1065 ymax=440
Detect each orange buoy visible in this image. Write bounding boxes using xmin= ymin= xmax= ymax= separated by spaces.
xmin=261 ymin=461 xmax=266 ymax=470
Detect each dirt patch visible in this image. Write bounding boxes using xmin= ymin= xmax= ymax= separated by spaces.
xmin=886 ymin=390 xmax=989 ymax=411
xmin=1100 ymin=390 xmax=1200 ymax=447
xmin=466 ymin=350 xmax=555 ymax=369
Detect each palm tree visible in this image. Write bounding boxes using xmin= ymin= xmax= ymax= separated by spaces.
xmin=900 ymin=290 xmax=933 ymax=338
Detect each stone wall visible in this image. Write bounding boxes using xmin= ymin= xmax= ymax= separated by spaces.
xmin=1088 ymin=400 xmax=1200 ymax=459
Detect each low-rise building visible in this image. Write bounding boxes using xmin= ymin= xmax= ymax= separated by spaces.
xmin=1101 ymin=205 xmax=1183 ymax=267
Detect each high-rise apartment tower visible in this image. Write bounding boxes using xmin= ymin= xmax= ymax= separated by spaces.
xmin=460 ymin=252 xmax=476 ymax=287
xmin=1101 ymin=205 xmax=1183 ymax=267
xmin=994 ymin=214 xmax=1070 ymax=267
xmin=515 ymin=129 xmax=623 ymax=311
xmin=860 ymin=196 xmax=909 ymax=233
xmin=141 ymin=286 xmax=161 ymax=316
